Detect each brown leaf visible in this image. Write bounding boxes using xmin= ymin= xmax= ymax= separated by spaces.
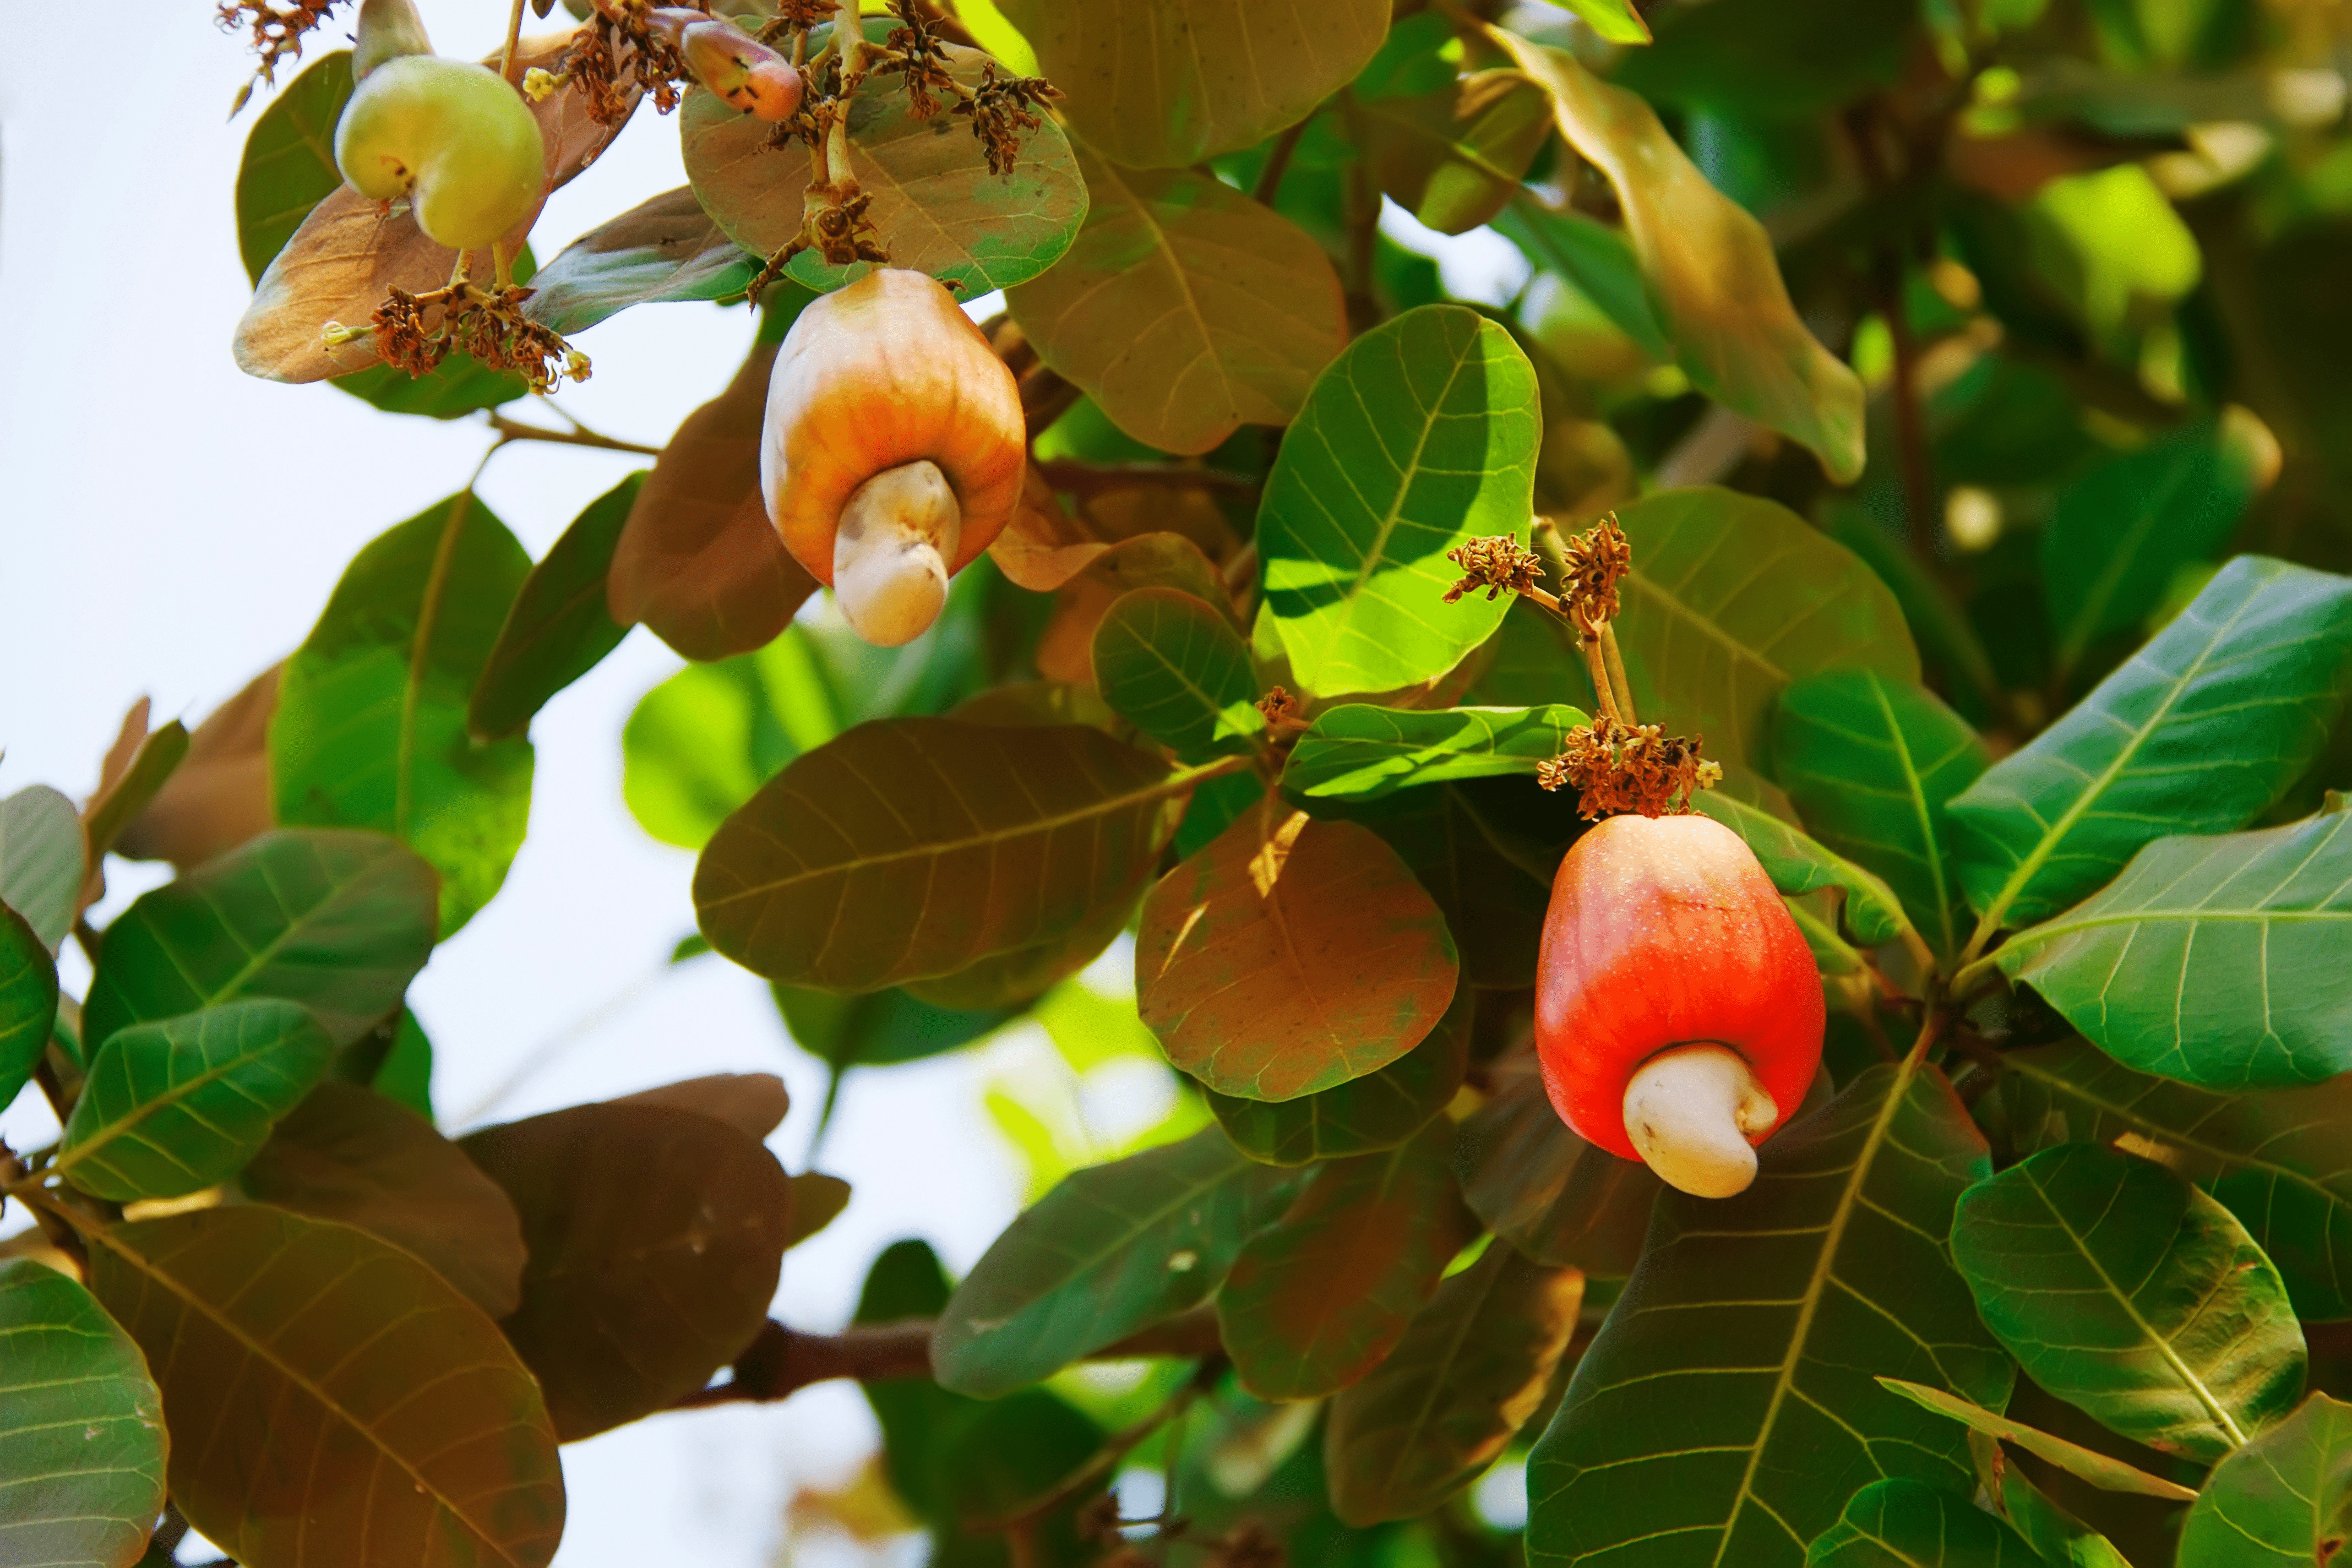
xmin=608 ymin=336 xmax=820 ymax=661
xmin=78 ymin=700 xmax=189 ymax=916
xmin=610 ymin=1071 xmax=790 ymax=1141
xmin=234 ymin=30 xmax=639 ymax=385
xmin=119 ymin=664 xmax=281 ymax=869
xmin=1032 ymin=531 xmax=1238 ymax=686
xmin=988 ymin=464 xmax=1108 ymax=592
xmin=786 ymin=1172 xmax=851 ymax=1248
xmin=1455 ymin=1053 xmax=1662 ymax=1277
xmin=1137 ymin=803 xmax=1460 ymax=1102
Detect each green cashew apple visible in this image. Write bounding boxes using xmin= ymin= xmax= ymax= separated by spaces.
xmin=333 ymin=56 xmax=546 ymax=253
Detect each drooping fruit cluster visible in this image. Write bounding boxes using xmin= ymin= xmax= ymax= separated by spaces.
xmin=760 ymin=269 xmax=1025 ymax=646
xmin=1534 ymin=813 xmax=1823 ymax=1199
xmin=334 ymin=54 xmax=546 ymax=252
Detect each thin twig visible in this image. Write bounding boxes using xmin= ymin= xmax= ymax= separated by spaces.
xmin=1597 ymin=623 xmax=1639 ymax=727
xmin=500 ymin=0 xmax=529 ymax=84
xmin=1253 ymin=117 xmax=1309 ymax=206
xmin=486 ymin=412 xmax=663 ymax=456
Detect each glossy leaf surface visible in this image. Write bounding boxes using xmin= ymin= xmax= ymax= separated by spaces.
xmin=1355 ymin=778 xmax=1563 ymax=990
xmin=1283 ymin=703 xmax=1588 ymax=802
xmin=1952 ymin=1142 xmax=2306 ymax=1461
xmin=469 ymin=472 xmax=641 ymax=742
xmin=85 ymin=1206 xmax=564 ymax=1568
xmin=0 ymin=905 xmax=58 ymax=1110
xmin=1206 ymin=981 xmax=1469 ymax=1166
xmin=1696 ymin=792 xmax=1910 ymax=947
xmin=1353 ymin=66 xmax=1555 ymax=236
xmin=1090 ymin=587 xmax=1265 ymax=761
xmin=1876 ymin=1378 xmax=2198 ymax=1500
xmin=272 ymin=492 xmax=535 ymax=936
xmin=82 ymin=830 xmax=437 ymax=1053
xmin=522 ymin=187 xmax=755 ymax=336
xmin=932 ymin=1127 xmax=1299 ymax=1397
xmin=2177 ymin=1392 xmax=2352 ymax=1566
xmin=1804 ymin=1478 xmax=2038 ymax=1566
xmin=1137 ymin=805 xmax=1458 ymax=1101
xmin=1257 ymin=306 xmax=1540 ymax=696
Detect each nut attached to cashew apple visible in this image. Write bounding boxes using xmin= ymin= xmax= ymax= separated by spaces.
xmin=760 ymin=269 xmax=1026 ymax=646
xmin=333 ymin=55 xmax=547 ymax=252
xmin=1534 ymin=812 xmax=1823 ymax=1199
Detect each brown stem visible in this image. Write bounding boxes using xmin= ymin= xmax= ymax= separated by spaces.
xmin=1877 ymin=246 xmax=1937 ymax=569
xmin=486 ymin=412 xmax=662 ymax=456
xmin=1573 ymin=615 xmax=1624 ymax=726
xmin=500 ymin=0 xmax=528 ymax=84
xmin=1597 ymin=623 xmax=1638 ymax=727
xmin=1034 ymin=461 xmax=1259 ymax=498
xmin=1253 ymin=117 xmax=1309 ymax=206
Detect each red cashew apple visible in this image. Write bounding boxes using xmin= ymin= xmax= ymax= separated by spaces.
xmin=1534 ymin=812 xmax=1823 ymax=1199
xmin=760 ymin=269 xmax=1026 ymax=646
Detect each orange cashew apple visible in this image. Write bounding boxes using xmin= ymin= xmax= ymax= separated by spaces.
xmin=760 ymin=269 xmax=1026 ymax=646
xmin=644 ymin=8 xmax=805 ymax=120
xmin=1534 ymin=812 xmax=1823 ymax=1199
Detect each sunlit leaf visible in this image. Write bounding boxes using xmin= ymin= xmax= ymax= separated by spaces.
xmin=682 ymin=28 xmax=1084 ymax=295
xmin=0 ymin=906 xmax=58 ymax=1112
xmin=610 ymin=1071 xmax=790 ymax=1142
xmin=1952 ymin=1142 xmax=2306 ymax=1462
xmin=1006 ymin=149 xmax=1345 ymax=455
xmin=1455 ymin=1057 xmax=1660 ymax=1278
xmin=1772 ymin=672 xmax=1990 ymax=957
xmin=1258 ymin=305 xmax=1541 ymax=696
xmin=1948 ymin=556 xmax=2352 ymax=933
xmin=1352 ymin=68 xmax=1554 ymax=236
xmin=2004 ymin=1036 xmax=2352 ymax=1321
xmin=1876 ymin=1379 xmax=2199 ymax=1500
xmin=931 ymin=1126 xmax=1299 ymax=1397
xmin=469 ymin=471 xmax=642 ymax=742
xmin=1482 ymin=30 xmax=1866 ymax=481
xmin=85 ymin=1206 xmax=564 ymax=1567
xmin=1325 ymin=1240 xmax=1583 ymax=1525
xmin=1137 ymin=803 xmax=1458 ymax=1101
xmin=58 ymin=1001 xmax=333 ymax=1202
xmin=522 ymin=186 xmax=757 ymax=336
xmin=81 ymin=829 xmax=437 ymax=1055
xmin=607 ymin=335 xmax=820 ymax=662
xmin=1695 ymin=792 xmax=1911 ymax=948
xmin=460 ymin=1102 xmax=791 ymax=1440
xmin=0 ymin=1260 xmax=166 ymax=1568
xmin=238 ymin=1081 xmax=527 ymax=1317
xmin=1989 ymin=1461 xmax=2138 ymax=1568
xmin=273 ymin=492 xmax=535 ymax=937
xmin=1529 ymin=1060 xmax=2012 ymax=1566
xmin=2177 ymin=1392 xmax=2352 ymax=1566
xmin=697 ymin=719 xmax=1193 ymax=993
xmin=1805 ymin=1478 xmax=2039 ymax=1567
xmin=1219 ymin=1118 xmax=1474 ymax=1400
xmin=1091 ymin=587 xmax=1265 ymax=761
xmin=1991 ymin=806 xmax=2352 ymax=1088
xmin=1283 ymin=704 xmax=1588 ymax=802
xmin=0 ymin=785 xmax=84 ymax=952
xmin=118 ymin=665 xmax=280 ymax=873
xmin=1206 ymin=980 xmax=1469 ymax=1167
xmin=999 ymin=0 xmax=1390 ymax=168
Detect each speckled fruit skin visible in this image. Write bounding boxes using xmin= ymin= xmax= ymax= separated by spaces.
xmin=1534 ymin=812 xmax=1823 ymax=1162
xmin=760 ymin=269 xmax=1026 ymax=585
xmin=333 ymin=55 xmax=546 ymax=252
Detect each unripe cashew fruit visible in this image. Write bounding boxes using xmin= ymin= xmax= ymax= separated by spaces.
xmin=761 ymin=269 xmax=1026 ymax=646
xmin=645 ymin=8 xmax=805 ymax=120
xmin=1533 ymin=812 xmax=1823 ymax=1199
xmin=333 ymin=56 xmax=547 ymax=253
xmin=352 ymin=0 xmax=433 ymax=80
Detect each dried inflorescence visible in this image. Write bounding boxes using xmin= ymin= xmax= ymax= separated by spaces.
xmin=1539 ymin=716 xmax=1723 ymax=820
xmin=1558 ymin=513 xmax=1632 ymax=630
xmin=220 ymin=0 xmax=342 ymax=111
xmin=546 ymin=10 xmax=692 ymax=124
xmin=955 ymin=61 xmax=1060 ymax=176
xmin=1256 ymin=686 xmax=1308 ymax=733
xmin=358 ymin=282 xmax=589 ymax=393
xmin=878 ymin=0 xmax=956 ymax=119
xmin=1444 ymin=535 xmax=1546 ymax=603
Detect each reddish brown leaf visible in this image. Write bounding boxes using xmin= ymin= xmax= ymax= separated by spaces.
xmin=1032 ymin=531 xmax=1239 ymax=686
xmin=607 ymin=336 xmax=820 ymax=661
xmin=1137 ymin=803 xmax=1460 ymax=1102
xmin=988 ymin=464 xmax=1108 ymax=592
xmin=610 ymin=1071 xmax=790 ymax=1141
xmin=119 ymin=665 xmax=281 ymax=870
xmin=1455 ymin=1053 xmax=1661 ymax=1277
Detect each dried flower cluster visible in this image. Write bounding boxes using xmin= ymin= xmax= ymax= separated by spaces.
xmin=543 ymin=9 xmax=691 ymax=124
xmin=1444 ymin=535 xmax=1546 ymax=602
xmin=362 ymin=284 xmax=589 ymax=394
xmin=1539 ymin=716 xmax=1723 ymax=819
xmin=219 ymin=0 xmax=341 ymax=112
xmin=1256 ymin=686 xmax=1308 ymax=732
xmin=954 ymin=61 xmax=1061 ymax=176
xmin=1558 ymin=513 xmax=1632 ymax=629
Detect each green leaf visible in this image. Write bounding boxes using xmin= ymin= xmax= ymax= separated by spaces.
xmin=1528 ymin=1060 xmax=2013 ymax=1567
xmin=682 ymin=29 xmax=1086 ymax=296
xmin=238 ymin=1081 xmax=527 ymax=1317
xmin=1483 ymin=32 xmax=1866 ymax=481
xmin=622 ymin=631 xmax=840 ymax=851
xmin=1090 ymin=587 xmax=1266 ymax=761
xmin=522 ymin=187 xmax=757 ymax=337
xmin=774 ymin=982 xmax=1017 ymax=1068
xmin=0 ymin=1260 xmax=167 ymax=1568
xmin=999 ymin=0 xmax=1390 ymax=168
xmin=0 ymin=905 xmax=58 ymax=1111
xmin=85 ymin=723 xmax=189 ymax=869
xmin=1218 ymin=1119 xmax=1475 ymax=1401
xmin=58 ymin=1001 xmax=334 ymax=1202
xmin=84 ymin=1206 xmax=564 ymax=1567
xmin=2003 ymin=1036 xmax=2352 ymax=1321
xmin=366 ymin=1006 xmax=433 ymax=1119
xmin=83 ymin=829 xmax=438 ymax=1054
xmin=273 ymin=492 xmax=536 ymax=937
xmin=1004 ymin=149 xmax=1347 ymax=455
xmin=1454 ymin=1059 xmax=1662 ymax=1277
xmin=0 ymin=785 xmax=85 ymax=951
xmin=1695 ymin=791 xmax=1912 ymax=948
xmin=1951 ymin=1142 xmax=2306 ymax=1462
xmin=1325 ymin=1242 xmax=1586 ymax=1526
xmin=1608 ymin=488 xmax=1920 ymax=792
xmin=1257 ymin=304 xmax=1541 ymax=696
xmin=930 ymin=1126 xmax=1300 ymax=1397
xmin=1772 ymin=672 xmax=1990 ymax=957
xmin=1614 ymin=0 xmax=1914 ymax=119
xmin=696 ymin=720 xmax=1191 ymax=993
xmin=460 ymin=1102 xmax=792 ymax=1440
xmin=1805 ymin=1478 xmax=2040 ymax=1567
xmin=1352 ymin=69 xmax=1556 ymax=236
xmin=1947 ymin=556 xmax=2352 ymax=933
xmin=1876 ymin=1379 xmax=2199 ymax=1500
xmin=1137 ymin=804 xmax=1459 ymax=1101
xmin=2177 ymin=1392 xmax=2352 ymax=1566
xmin=1206 ymin=978 xmax=1470 ymax=1166
xmin=1348 ymin=778 xmax=1564 ymax=990
xmin=2045 ymin=416 xmax=2267 ymax=683
xmin=1989 ymin=807 xmax=2352 ymax=1089
xmin=1989 ymin=1464 xmax=2138 ymax=1568
xmin=468 ymin=471 xmax=642 ymax=742
xmin=1493 ymin=197 xmax=1672 ymax=362
xmin=1283 ymin=703 xmax=1588 ymax=802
